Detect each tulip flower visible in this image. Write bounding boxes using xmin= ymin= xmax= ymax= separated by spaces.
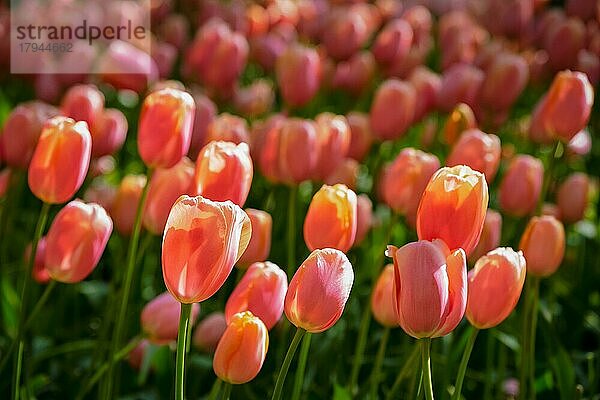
xmin=325 ymin=158 xmax=359 ymax=191
xmin=277 ymin=118 xmax=318 ymax=184
xmin=138 ymin=88 xmax=195 ymax=169
xmin=371 ymin=264 xmax=398 ymax=327
xmin=98 ymin=40 xmax=159 ymax=93
xmin=162 ymin=195 xmax=251 ymax=304
xmin=313 ymin=113 xmax=351 ymax=181
xmin=189 ymin=93 xmax=217 ymax=159
xmin=111 ymin=174 xmax=147 ymax=236
xmin=304 ymin=184 xmax=357 ymax=252
xmin=193 ymin=312 xmax=227 ymax=353
xmin=354 ymin=194 xmax=374 ymax=246
xmin=141 ymin=292 xmax=200 ymax=344
xmin=332 ymin=51 xmax=376 ymax=96
xmin=409 ymin=66 xmax=441 ymax=122
xmin=372 ymin=19 xmax=413 ymax=66
xmin=556 ymin=172 xmax=589 ymax=224
xmin=346 ymin=112 xmax=373 ymax=162
xmin=480 ymin=53 xmax=529 ymax=112
xmin=322 ymin=9 xmax=370 ymax=61
xmin=205 ymin=113 xmax=250 ymax=145
xmin=127 ymin=339 xmax=150 ymax=371
xmin=225 ymin=261 xmax=287 ymax=330
xmin=544 ymin=18 xmax=585 ymax=72
xmin=519 ymin=215 xmax=565 ymax=277
xmin=28 ymin=116 xmax=92 ymax=204
xmin=238 ymin=209 xmax=272 ymax=267
xmin=370 ymin=79 xmax=416 ymax=140
xmin=567 ymin=129 xmax=592 ymax=156
xmin=470 ymin=210 xmax=502 ymax=262
xmin=60 ymin=84 xmax=105 ymax=137
xmin=45 ymin=200 xmax=113 ymax=283
xmin=446 ymin=129 xmax=502 ymax=182
xmin=193 ymin=141 xmax=253 ymax=207
xmin=499 ymin=155 xmax=544 ymax=217
xmin=437 ymin=63 xmax=484 ymax=113
xmin=442 ymin=103 xmax=477 ymax=145
xmin=416 ymin=165 xmax=488 ymax=256
xmin=234 ymin=79 xmax=274 ymax=117
xmin=25 ymin=237 xmax=50 ymax=284
xmin=213 ymin=311 xmax=269 ymax=384
xmin=276 ymin=44 xmax=321 ymax=108
xmin=92 ymin=109 xmax=128 ymax=157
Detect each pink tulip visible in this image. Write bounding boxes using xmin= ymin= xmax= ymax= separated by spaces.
xmin=189 ymin=93 xmax=217 ymax=160
xmin=446 ymin=129 xmax=501 ymax=182
xmin=193 ymin=312 xmax=227 ymax=353
xmin=346 ymin=112 xmax=373 ymax=162
xmin=499 ymin=155 xmax=544 ymax=217
xmin=277 ymin=118 xmax=318 ymax=184
xmin=470 ymin=210 xmax=502 ymax=262
xmin=205 ymin=113 xmax=249 ymax=146
xmin=92 ymin=109 xmax=128 ymax=157
xmin=480 ymin=53 xmax=529 ymax=112
xmin=325 ymin=158 xmax=359 ymax=191
xmin=238 ymin=209 xmax=272 ymax=267
xmin=371 ymin=264 xmax=398 ymax=327
xmin=276 ymin=44 xmax=321 ymax=107
xmin=98 ymin=40 xmax=159 ymax=93
xmin=408 ymin=66 xmax=441 ymax=122
xmin=437 ymin=63 xmax=484 ymax=113
xmin=354 ymin=194 xmax=374 ymax=246
xmin=60 ymin=84 xmax=105 ymax=138
xmin=557 ymin=172 xmax=590 ymax=224
xmin=141 ymin=292 xmax=200 ymax=344
xmin=111 ymin=174 xmax=147 ymax=236
xmin=25 ymin=237 xmax=50 ymax=284
xmin=313 ymin=113 xmax=351 ymax=181
xmin=370 ymin=79 xmax=416 ymax=140
xmin=234 ymin=80 xmax=274 ymax=117
xmin=322 ymin=8 xmax=370 ymax=61
xmin=372 ymin=19 xmax=413 ymax=66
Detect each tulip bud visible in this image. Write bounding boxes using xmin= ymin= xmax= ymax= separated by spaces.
xmin=193 ymin=312 xmax=227 ymax=353
xmin=322 ymin=8 xmax=370 ymax=61
xmin=60 ymin=84 xmax=105 ymax=137
xmin=141 ymin=292 xmax=200 ymax=344
xmin=470 ymin=209 xmax=502 ymax=262
xmin=189 ymin=93 xmax=217 ymax=160
xmin=213 ymin=311 xmax=269 ymax=384
xmin=542 ymin=203 xmax=562 ymax=219
xmin=442 ymin=103 xmax=477 ymax=145
xmin=143 ymin=157 xmax=195 ymax=235
xmin=387 ymin=239 xmax=467 ymax=338
xmin=446 ymin=129 xmax=501 ymax=182
xmin=28 ymin=116 xmax=92 ymax=204
xmin=127 ymin=339 xmax=150 ymax=370
xmin=480 ymin=53 xmax=529 ymax=112
xmin=332 ymin=51 xmax=376 ymax=96
xmin=556 ymin=172 xmax=589 ymax=224
xmin=205 ymin=113 xmax=250 ymax=146
xmin=304 ymin=184 xmax=357 ymax=252
xmin=193 ymin=141 xmax=253 ymax=207
xmin=251 ymin=115 xmax=287 ymax=183
xmin=313 ymin=113 xmax=351 ymax=181
xmin=519 ymin=215 xmax=565 ymax=277
xmin=25 ymin=237 xmax=50 ymax=284
xmin=466 ymin=247 xmax=526 ymax=329
xmin=98 ymin=40 xmax=159 ymax=93
xmin=499 ymin=155 xmax=544 ymax=217
xmin=162 ymin=195 xmax=251 ymax=303
xmin=285 ymin=248 xmax=354 ymax=333
xmin=437 ymin=63 xmax=484 ymax=113
xmin=372 ymin=19 xmax=413 ymax=66
xmin=346 ymin=112 xmax=373 ymax=162
xmin=111 ymin=174 xmax=147 ymax=236
xmin=138 ymin=88 xmax=195 ymax=169
xmin=544 ymin=18 xmax=585 ymax=71
xmin=370 ymin=79 xmax=416 ymax=140
xmin=325 ymin=158 xmax=359 ymax=191
xmin=276 ymin=44 xmax=321 ymax=107
xmin=417 ymin=165 xmax=489 ymax=256
xmin=371 ymin=264 xmax=398 ymax=327
xmin=45 ymin=200 xmax=113 ymax=283
xmin=277 ymin=118 xmax=318 ymax=184
xmin=234 ymin=80 xmax=274 ymax=117
xmin=354 ymin=194 xmax=374 ymax=246
xmin=225 ymin=261 xmax=287 ymax=330
xmin=92 ymin=109 xmax=128 ymax=157
xmin=409 ymin=66 xmax=441 ymax=122
xmin=238 ymin=209 xmax=272 ymax=267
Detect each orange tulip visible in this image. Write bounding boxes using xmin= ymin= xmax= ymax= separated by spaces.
xmin=556 ymin=172 xmax=589 ymax=224
xmin=162 ymin=195 xmax=251 ymax=303
xmin=138 ymin=88 xmax=195 ymax=169
xmin=193 ymin=141 xmax=253 ymax=207
xmin=193 ymin=312 xmax=227 ymax=353
xmin=303 ymin=184 xmax=357 ymax=252
xmin=141 ymin=292 xmax=200 ymax=344
xmin=370 ymin=79 xmax=416 ymax=141
xmin=213 ymin=311 xmax=269 ymax=384
xmin=276 ymin=44 xmax=321 ymax=108
xmin=238 ymin=209 xmax=272 ymax=267
xmin=313 ymin=113 xmax=351 ymax=181
xmin=45 ymin=200 xmax=113 ymax=283
xmin=466 ymin=247 xmax=526 ymax=329
xmin=225 ymin=261 xmax=288 ymax=330
xmin=92 ymin=108 xmax=128 ymax=157
xmin=519 ymin=215 xmax=565 ymax=277
xmin=60 ymin=84 xmax=105 ymax=137
xmin=446 ymin=129 xmax=501 ymax=182
xmin=371 ymin=264 xmax=398 ymax=328
xmin=277 ymin=118 xmax=318 ymax=184
xmin=111 ymin=174 xmax=147 ymax=236
xmin=499 ymin=155 xmax=544 ymax=217
xmin=442 ymin=103 xmax=477 ymax=145
xmin=143 ymin=157 xmax=195 ymax=235
xmin=28 ymin=116 xmax=92 ymax=204
xmin=387 ymin=240 xmax=467 ymax=338
xmin=284 ymin=248 xmax=354 ymax=333
xmin=470 ymin=209 xmax=502 ymax=262
xmin=416 ymin=165 xmax=488 ymax=256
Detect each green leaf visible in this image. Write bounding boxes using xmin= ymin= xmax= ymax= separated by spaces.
xmin=549 ymin=346 xmax=576 ymax=400
xmin=333 ymin=383 xmax=352 ymax=400
xmin=1 ymin=278 xmax=19 ymax=338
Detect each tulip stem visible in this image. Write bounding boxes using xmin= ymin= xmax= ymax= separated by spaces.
xmin=103 ymin=168 xmax=153 ymax=397
xmin=291 ymin=332 xmax=312 ymax=400
xmin=348 ymin=305 xmax=371 ymax=394
xmin=386 ymin=345 xmax=420 ymax=400
xmin=221 ymin=382 xmax=232 ymax=400
xmin=175 ymin=303 xmax=193 ymax=400
xmin=11 ymin=201 xmax=50 ymax=400
xmin=287 ymin=185 xmax=297 ymax=276
xmin=369 ymin=327 xmax=390 ymax=400
xmin=272 ymin=327 xmax=306 ymax=400
xmin=536 ymin=141 xmax=562 ymax=215
xmin=528 ymin=277 xmax=541 ymax=400
xmin=452 ymin=327 xmax=479 ymax=400
xmin=207 ymin=378 xmax=223 ymax=400
xmin=421 ymin=338 xmax=434 ymax=400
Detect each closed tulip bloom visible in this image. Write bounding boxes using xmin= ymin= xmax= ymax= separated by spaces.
xmin=442 ymin=103 xmax=477 ymax=145
xmin=499 ymin=155 xmax=544 ymax=217
xmin=98 ymin=40 xmax=159 ymax=93
xmin=354 ymin=194 xmax=373 ymax=246
xmin=466 ymin=247 xmax=526 ymax=329
xmin=111 ymin=174 xmax=147 ymax=236
xmin=28 ymin=116 xmax=92 ymax=204
xmin=372 ymin=19 xmax=413 ymax=66
xmin=238 ymin=209 xmax=272 ymax=266
xmin=162 ymin=195 xmax=251 ymax=303
xmin=481 ymin=53 xmax=529 ymax=112
xmin=278 ymin=118 xmax=318 ymax=184
xmin=285 ymin=248 xmax=354 ymax=333
xmin=325 ymin=158 xmax=359 ymax=191
xmin=519 ymin=215 xmax=565 ymax=277
xmin=387 ymin=240 xmax=467 ymax=338
xmin=346 ymin=112 xmax=373 ymax=162
xmin=409 ymin=66 xmax=442 ymax=122
xmin=60 ymin=84 xmax=105 ymax=136
xmin=322 ymin=9 xmax=369 ymax=61
xmin=371 ymin=264 xmax=398 ymax=327
xmin=25 ymin=237 xmax=50 ymax=284
xmin=276 ymin=44 xmax=321 ymax=107
xmin=314 ymin=113 xmax=351 ymax=181
xmin=234 ymin=79 xmax=274 ymax=117
xmin=470 ymin=209 xmax=502 ymax=262
xmin=370 ymin=79 xmax=416 ymax=140
xmin=189 ymin=93 xmax=217 ymax=159
xmin=225 ymin=261 xmax=287 ymax=330
xmin=417 ymin=165 xmax=488 ymax=256
xmin=529 ymin=70 xmax=594 ymax=142
xmin=205 ymin=113 xmax=250 ymax=146
xmin=45 ymin=200 xmax=113 ymax=283
xmin=437 ymin=63 xmax=484 ymax=113
xmin=138 ymin=88 xmax=195 ymax=169
xmin=128 ymin=339 xmax=150 ymax=370
xmin=0 ymin=101 xmax=59 ymax=168
xmin=92 ymin=108 xmax=128 ymax=157
xmin=556 ymin=172 xmax=589 ymax=224
xmin=193 ymin=312 xmax=227 ymax=353
xmin=332 ymin=51 xmax=376 ymax=96
xmin=213 ymin=311 xmax=268 ymax=384
xmin=544 ymin=18 xmax=585 ymax=71
xmin=446 ymin=129 xmax=501 ymax=182
xmin=304 ymin=184 xmax=357 ymax=252
xmin=193 ymin=141 xmax=253 ymax=207
xmin=141 ymin=292 xmax=200 ymax=344
xmin=84 ymin=179 xmax=117 ymax=212
xmin=143 ymin=157 xmax=195 ymax=235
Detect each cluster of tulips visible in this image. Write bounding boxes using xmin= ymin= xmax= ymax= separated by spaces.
xmin=0 ymin=0 xmax=599 ymax=399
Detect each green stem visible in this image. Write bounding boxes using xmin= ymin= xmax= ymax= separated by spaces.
xmin=369 ymin=327 xmax=390 ymax=400
xmin=386 ymin=345 xmax=420 ymax=400
xmin=291 ymin=333 xmax=312 ymax=400
xmin=452 ymin=327 xmax=479 ymax=400
xmin=520 ymin=277 xmax=535 ymax=399
xmin=421 ymin=338 xmax=434 ymax=400
xmin=11 ymin=202 xmax=51 ymax=400
xmin=221 ymin=382 xmax=232 ymax=400
xmin=535 ymin=141 xmax=562 ymax=215
xmin=348 ymin=305 xmax=372 ymax=394
xmin=207 ymin=379 xmax=223 ymax=400
xmin=176 ymin=303 xmax=193 ymax=400
xmin=103 ymin=168 xmax=153 ymax=397
xmin=286 ymin=185 xmax=297 ymax=276
xmin=529 ymin=278 xmax=540 ymax=400
xmin=272 ymin=328 xmax=306 ymax=400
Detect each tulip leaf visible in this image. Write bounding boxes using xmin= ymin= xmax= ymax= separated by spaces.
xmin=1 ymin=278 xmax=19 ymax=338
xmin=333 ymin=383 xmax=352 ymax=400
xmin=549 ymin=346 xmax=576 ymax=400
